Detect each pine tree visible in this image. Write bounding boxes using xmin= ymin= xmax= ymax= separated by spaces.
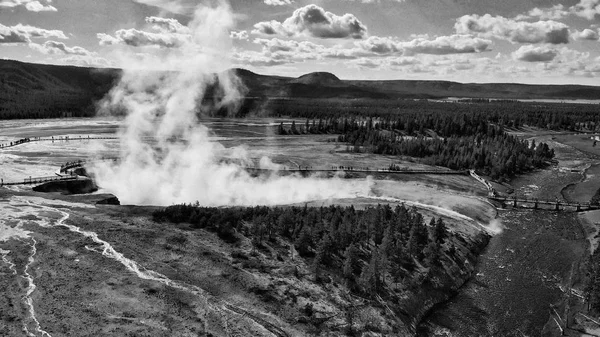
xmin=295 ymin=228 xmax=313 ymax=257
xmin=434 ymin=218 xmax=448 ymax=244
xmin=343 ymin=243 xmax=360 ymax=282
xmin=359 ymin=249 xmax=381 ymax=296
xmin=313 ymin=235 xmax=334 ymax=278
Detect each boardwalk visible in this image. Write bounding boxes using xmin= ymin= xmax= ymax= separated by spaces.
xmin=489 ymin=196 xmax=599 ymax=212
xmin=244 ymin=167 xmax=469 ymax=175
xmin=59 ymin=159 xmax=469 ymax=176
xmin=0 ymin=136 xmax=118 ymax=150
xmin=1 ymin=175 xmax=78 ymax=187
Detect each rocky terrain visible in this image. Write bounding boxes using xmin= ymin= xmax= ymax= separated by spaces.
xmin=0 ymin=188 xmax=489 ymax=336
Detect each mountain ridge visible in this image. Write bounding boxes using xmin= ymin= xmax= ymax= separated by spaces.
xmin=0 ymin=59 xmax=599 ymax=120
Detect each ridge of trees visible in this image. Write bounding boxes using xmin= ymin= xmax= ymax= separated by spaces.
xmin=152 ymin=203 xmax=490 ymax=299
xmin=277 ymin=114 xmax=555 ymax=180
xmin=266 ymin=98 xmax=599 ymax=132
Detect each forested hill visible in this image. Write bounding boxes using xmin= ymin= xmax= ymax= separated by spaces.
xmin=1 ymin=59 xmax=600 ymax=119
xmin=232 ymin=68 xmax=600 ymax=100
xmin=0 ymin=59 xmax=120 ymax=119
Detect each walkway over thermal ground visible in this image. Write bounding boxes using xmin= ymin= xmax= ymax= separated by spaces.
xmin=2 ymin=134 xmax=599 ymax=213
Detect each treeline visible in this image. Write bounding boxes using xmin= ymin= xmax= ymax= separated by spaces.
xmin=592 ymin=187 xmax=600 ymax=206
xmin=340 ymin=128 xmax=554 ymax=180
xmin=586 ymin=248 xmax=600 ymax=312
xmin=0 ymin=89 xmax=97 ymax=119
xmin=153 ymin=203 xmax=489 ymax=297
xmin=278 ymin=116 xmax=555 ymax=179
xmin=266 ymin=98 xmax=600 ymax=132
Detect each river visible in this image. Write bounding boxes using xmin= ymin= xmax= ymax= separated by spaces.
xmin=419 ymin=136 xmax=600 ymax=336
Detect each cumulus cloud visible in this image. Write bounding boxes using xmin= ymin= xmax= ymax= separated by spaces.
xmin=230 ymin=30 xmax=249 ymax=40
xmin=29 ymin=41 xmax=94 ymax=56
xmin=232 ymin=50 xmax=289 ymax=66
xmin=98 ymin=17 xmax=191 ymax=48
xmin=0 ymin=23 xmax=66 ymax=43
xmin=512 ymin=45 xmax=558 ymax=62
xmin=515 ymin=5 xmax=568 ymax=20
xmin=145 ymin=16 xmax=189 ymax=34
xmin=60 ymin=55 xmax=113 ymax=67
xmin=98 ymin=29 xmax=189 ymax=48
xmin=357 ymin=34 xmax=491 ymax=55
xmin=130 ymin=0 xmax=193 ymax=14
xmin=455 ymin=14 xmax=570 ymax=44
xmin=233 ymin=33 xmax=491 ymax=69
xmin=0 ymin=0 xmax=56 ymax=11
xmin=515 ymin=0 xmax=599 ymax=21
xmin=571 ymin=0 xmax=600 ymax=20
xmin=264 ymin=0 xmax=292 ymax=5
xmin=252 ymin=4 xmax=368 ymax=39
xmin=573 ymin=27 xmax=599 ymax=40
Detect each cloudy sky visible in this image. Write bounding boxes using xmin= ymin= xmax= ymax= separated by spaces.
xmin=1 ymin=0 xmax=599 ymax=84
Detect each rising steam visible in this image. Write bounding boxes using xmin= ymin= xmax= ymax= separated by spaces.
xmin=91 ymin=1 xmax=372 ymax=206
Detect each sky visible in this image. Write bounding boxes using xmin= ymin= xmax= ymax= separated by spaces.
xmin=0 ymin=0 xmax=599 ymax=85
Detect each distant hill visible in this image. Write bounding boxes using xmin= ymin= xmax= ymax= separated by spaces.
xmin=0 ymin=59 xmax=120 ymax=119
xmin=232 ymin=68 xmax=600 ymax=100
xmin=290 ymin=72 xmax=341 ymax=86
xmin=1 ymin=59 xmax=599 ymax=119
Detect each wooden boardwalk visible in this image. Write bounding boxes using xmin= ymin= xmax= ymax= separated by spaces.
xmin=0 ymin=136 xmax=118 ymax=150
xmin=489 ymin=196 xmax=599 ymax=211
xmin=1 ymin=175 xmax=78 ymax=187
xmin=243 ymin=167 xmax=468 ymax=175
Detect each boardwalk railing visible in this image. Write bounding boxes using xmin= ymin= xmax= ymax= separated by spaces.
xmin=243 ymin=167 xmax=468 ymax=175
xmin=1 ymin=175 xmax=77 ymax=187
xmin=489 ymin=196 xmax=599 ymax=211
xmin=0 ymin=135 xmax=118 ymax=150
xmin=59 ymin=157 xmax=119 ymax=173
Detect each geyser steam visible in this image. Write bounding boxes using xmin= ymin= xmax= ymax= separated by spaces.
xmin=91 ymin=1 xmax=372 ymax=206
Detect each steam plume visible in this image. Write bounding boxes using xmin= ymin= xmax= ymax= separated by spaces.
xmin=91 ymin=1 xmax=372 ymax=206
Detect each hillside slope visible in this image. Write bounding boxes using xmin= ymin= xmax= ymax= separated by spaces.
xmin=0 ymin=59 xmax=120 ymax=119
xmin=1 ymin=59 xmax=599 ymax=120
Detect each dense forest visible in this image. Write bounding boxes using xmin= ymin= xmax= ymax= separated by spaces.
xmin=0 ymin=60 xmax=118 ymax=119
xmin=153 ymin=203 xmax=489 ymax=300
xmin=586 ymin=247 xmax=600 ymax=313
xmin=591 ymin=187 xmax=600 ymax=206
xmin=278 ymin=113 xmax=556 ymax=180
xmin=266 ymin=98 xmax=600 ymax=132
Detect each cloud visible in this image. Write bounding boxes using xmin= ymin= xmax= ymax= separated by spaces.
xmin=130 ymin=0 xmax=190 ymax=14
xmin=0 ymin=0 xmax=56 ymax=11
xmin=60 ymin=55 xmax=113 ymax=67
xmin=29 ymin=41 xmax=94 ymax=56
xmin=233 ymin=33 xmax=491 ymax=69
xmin=98 ymin=29 xmax=190 ymax=48
xmin=357 ymin=34 xmax=491 ymax=55
xmin=455 ymin=14 xmax=570 ymax=44
xmin=571 ymin=0 xmax=600 ymax=20
xmin=512 ymin=45 xmax=557 ymax=62
xmin=263 ymin=0 xmax=292 ymax=5
xmin=145 ymin=16 xmax=189 ymax=34
xmin=230 ymin=30 xmax=249 ymax=40
xmin=232 ymin=50 xmax=289 ymax=66
xmin=573 ymin=27 xmax=599 ymax=40
xmin=0 ymin=23 xmax=66 ymax=43
xmin=252 ymin=4 xmax=368 ymax=39
xmin=98 ymin=16 xmax=197 ymax=49
xmin=514 ymin=0 xmax=599 ymax=21
xmin=515 ymin=5 xmax=568 ymax=20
